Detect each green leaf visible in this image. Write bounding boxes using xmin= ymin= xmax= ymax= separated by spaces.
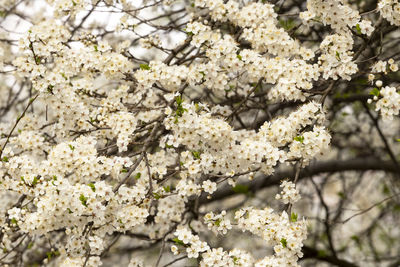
xmin=27 ymin=242 xmax=34 ymax=249
xmin=335 ymin=51 xmax=341 ymax=61
xmin=337 ymin=192 xmax=345 ymax=199
xmin=32 ymin=176 xmax=39 ymax=186
xmin=191 ymin=151 xmax=201 ymax=159
xmin=294 ymin=136 xmax=304 ymax=143
xmin=153 ymin=192 xmax=161 ymax=199
xmin=280 ymin=238 xmax=287 ymax=248
xmin=121 ymin=168 xmax=128 ymax=173
xmin=10 ymin=218 xmax=18 ymax=225
xmin=79 ymin=194 xmax=88 ymax=207
xmin=176 ymin=95 xmax=183 ymax=105
xmin=232 ymin=184 xmax=249 ymax=194
xmin=369 ymin=88 xmax=380 ymax=97
xmin=355 ymin=24 xmax=362 ymax=34
xmin=68 ymin=144 xmax=75 ymax=151
xmin=291 ymin=212 xmax=298 ymax=222
xmin=165 ymin=143 xmax=174 ymax=149
xmin=172 ymin=238 xmax=185 ymax=246
xmin=279 ymin=18 xmax=295 ymax=31
xmin=67 ymin=208 xmax=73 ymax=214
xmin=163 ymin=185 xmax=171 ymax=193
xmin=236 ymin=54 xmax=242 ymax=61
xmin=140 ymin=64 xmax=150 ymax=70
xmin=88 ymin=183 xmax=96 ymax=192
xmin=135 ymin=173 xmax=141 ymax=180
xmin=2 ymin=156 xmax=8 ymax=162
xmin=214 ymin=218 xmax=221 ymax=226
xmin=396 ymin=139 xmax=400 ymax=142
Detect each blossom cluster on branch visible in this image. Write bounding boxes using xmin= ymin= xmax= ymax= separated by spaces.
xmin=0 ymin=0 xmax=399 ymax=266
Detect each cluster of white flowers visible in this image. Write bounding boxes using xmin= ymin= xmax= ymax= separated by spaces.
xmin=135 ymin=61 xmax=189 ymax=91
xmin=185 ymin=3 xmax=320 ymax=101
xmin=300 ymin=0 xmax=374 ymax=35
xmin=164 ymin=100 xmax=283 ymax=176
xmin=173 ymin=227 xmax=210 ymax=258
xmin=195 ymin=1 xmax=313 ymax=58
xmin=203 ymin=210 xmax=232 ymax=235
xmin=259 ymin=101 xmax=325 ymax=147
xmin=319 ymin=34 xmax=358 ymax=80
xmin=287 ymin=126 xmax=331 ymax=164
xmin=140 ymin=35 xmax=162 ymax=49
xmin=374 ymin=86 xmax=400 ymax=120
xmin=378 ymin=0 xmax=400 ymax=26
xmin=236 ymin=207 xmax=307 ymax=267
xmin=173 ymin=228 xmax=254 ymax=266
xmin=372 ymin=59 xmax=399 ymax=74
xmin=4 ymin=0 xmax=398 ymax=265
xmin=276 ymin=180 xmax=301 ymax=205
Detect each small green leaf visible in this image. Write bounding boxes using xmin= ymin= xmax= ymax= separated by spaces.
xmin=94 ymin=45 xmax=98 ymax=52
xmin=121 ymin=168 xmax=128 ymax=173
xmin=236 ymin=54 xmax=242 ymax=60
xmin=68 ymin=144 xmax=75 ymax=151
xmin=355 ymin=24 xmax=362 ymax=34
xmin=336 ymin=51 xmax=341 ymax=61
xmin=165 ymin=143 xmax=174 ymax=149
xmin=153 ymin=192 xmax=161 ymax=199
xmin=172 ymin=238 xmax=185 ymax=246
xmin=2 ymin=156 xmax=8 ymax=162
xmin=291 ymin=212 xmax=298 ymax=222
xmin=369 ymin=88 xmax=380 ymax=97
xmin=191 ymin=151 xmax=201 ymax=159
xmin=280 ymin=238 xmax=287 ymax=248
xmin=232 ymin=184 xmax=249 ymax=194
xmin=88 ymin=183 xmax=95 ymax=192
xmin=163 ymin=185 xmax=171 ymax=193
xmin=396 ymin=139 xmax=400 ymax=142
xmin=214 ymin=218 xmax=221 ymax=226
xmin=140 ymin=64 xmax=150 ymax=70
xmin=27 ymin=242 xmax=34 ymax=249
xmin=176 ymin=95 xmax=183 ymax=105
xmin=135 ymin=173 xmax=141 ymax=180
xmin=79 ymin=194 xmax=88 ymax=207
xmin=294 ymin=136 xmax=304 ymax=143
xmin=10 ymin=218 xmax=18 ymax=225
xmin=32 ymin=176 xmax=39 ymax=186
xmin=337 ymin=191 xmax=345 ymax=199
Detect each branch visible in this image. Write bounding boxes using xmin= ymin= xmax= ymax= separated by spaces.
xmin=302 ymin=246 xmax=358 ymax=267
xmin=201 ymin=157 xmax=398 ymax=204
